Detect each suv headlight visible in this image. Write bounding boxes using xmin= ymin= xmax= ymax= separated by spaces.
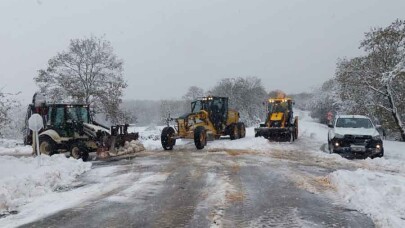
xmin=372 ymin=135 xmax=381 ymax=140
xmin=334 ymin=133 xmax=344 ymax=139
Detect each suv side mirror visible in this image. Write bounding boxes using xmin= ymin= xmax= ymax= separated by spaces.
xmin=375 ymin=124 xmax=382 ymax=129
xmin=328 ymin=123 xmax=334 ymax=128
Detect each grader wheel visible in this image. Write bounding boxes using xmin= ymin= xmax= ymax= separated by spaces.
xmin=230 ymin=124 xmax=239 ymax=140
xmin=194 ymin=126 xmax=207 ymax=150
xmin=238 ymin=122 xmax=246 ymax=138
xmin=161 ymin=127 xmax=176 ymax=150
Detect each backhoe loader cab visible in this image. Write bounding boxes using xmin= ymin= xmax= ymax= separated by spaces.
xmin=161 ymin=96 xmax=245 ymax=150
xmin=255 ymin=96 xmax=298 ymax=142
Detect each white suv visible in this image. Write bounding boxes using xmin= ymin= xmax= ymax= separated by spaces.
xmin=328 ymin=115 xmax=383 ymax=158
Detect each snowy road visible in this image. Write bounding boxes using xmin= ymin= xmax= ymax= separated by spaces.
xmin=3 ymin=111 xmax=405 ymax=227
xmin=20 ymin=145 xmax=373 ymax=228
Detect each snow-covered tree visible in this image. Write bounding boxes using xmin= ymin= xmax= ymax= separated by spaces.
xmin=159 ymin=100 xmax=188 ymax=125
xmin=35 ymin=36 xmax=127 ymax=124
xmin=359 ymin=19 xmax=405 ymax=140
xmin=0 ymin=90 xmax=20 ymax=137
xmin=318 ymin=19 xmax=405 ymax=140
xmin=209 ymin=77 xmax=268 ymax=126
xmin=308 ymin=79 xmax=342 ymax=124
xmin=182 ymin=86 xmax=204 ymax=101
xmin=368 ymin=58 xmax=405 ymax=140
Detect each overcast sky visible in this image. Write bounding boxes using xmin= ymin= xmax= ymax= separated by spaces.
xmin=1 ymin=0 xmax=405 ymax=102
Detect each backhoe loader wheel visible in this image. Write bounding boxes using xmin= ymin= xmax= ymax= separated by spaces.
xmin=194 ymin=126 xmax=207 ymax=150
xmin=294 ymin=117 xmax=299 ymax=139
xmin=70 ymin=142 xmax=89 ymax=161
xmin=288 ymin=131 xmax=294 ymax=143
xmin=39 ymin=136 xmax=55 ymax=156
xmin=238 ymin=122 xmax=246 ymax=138
xmin=230 ymin=124 xmax=239 ymax=140
xmin=161 ymin=127 xmax=176 ymax=150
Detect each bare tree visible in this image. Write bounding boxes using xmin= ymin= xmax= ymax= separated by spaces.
xmin=209 ymin=77 xmax=268 ymax=126
xmin=35 ymin=36 xmax=127 ymax=124
xmin=182 ymin=86 xmax=204 ymax=101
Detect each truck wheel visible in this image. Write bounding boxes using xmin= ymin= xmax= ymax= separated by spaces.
xmin=328 ymin=141 xmax=333 ymax=154
xmin=373 ymin=149 xmax=384 ymax=158
xmin=39 ymin=136 xmax=55 ymax=156
xmin=161 ymin=127 xmax=176 ymax=150
xmin=230 ymin=124 xmax=239 ymax=140
xmin=238 ymin=122 xmax=246 ymax=138
xmin=70 ymin=142 xmax=89 ymax=161
xmin=194 ymin=126 xmax=207 ymax=150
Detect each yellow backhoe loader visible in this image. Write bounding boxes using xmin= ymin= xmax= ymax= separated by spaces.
xmin=254 ymin=93 xmax=298 ymax=142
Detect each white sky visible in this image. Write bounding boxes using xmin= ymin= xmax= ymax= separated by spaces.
xmin=1 ymin=0 xmax=405 ymax=102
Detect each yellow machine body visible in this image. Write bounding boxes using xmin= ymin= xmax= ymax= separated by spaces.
xmin=255 ymin=94 xmax=298 ymax=141
xmin=161 ymin=96 xmax=246 ymax=150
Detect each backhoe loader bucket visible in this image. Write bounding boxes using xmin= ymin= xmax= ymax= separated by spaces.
xmin=96 ymin=124 xmax=140 ymax=159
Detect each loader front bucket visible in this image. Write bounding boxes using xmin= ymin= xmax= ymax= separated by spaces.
xmin=111 ymin=124 xmax=139 ymax=148
xmin=96 ymin=124 xmax=140 ymax=159
xmin=254 ymin=127 xmax=291 ymax=141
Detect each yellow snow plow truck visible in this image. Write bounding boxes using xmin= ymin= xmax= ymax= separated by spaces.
xmin=161 ymin=96 xmax=246 ymax=150
xmin=254 ymin=93 xmax=298 ymax=142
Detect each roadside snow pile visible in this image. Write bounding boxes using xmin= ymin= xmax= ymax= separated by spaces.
xmin=112 ymin=140 xmax=145 ymax=156
xmin=0 ymin=139 xmax=32 ymax=156
xmin=329 ymin=169 xmax=405 ymax=227
xmin=295 ymin=110 xmax=328 ymax=143
xmin=0 ymin=155 xmax=91 ymax=215
xmin=130 ymin=126 xmax=164 ymax=150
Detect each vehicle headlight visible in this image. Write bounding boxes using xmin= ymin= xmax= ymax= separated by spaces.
xmin=372 ymin=135 xmax=381 ymax=140
xmin=334 ymin=133 xmax=344 ymax=139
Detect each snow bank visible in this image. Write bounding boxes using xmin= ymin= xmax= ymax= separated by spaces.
xmin=329 ymin=169 xmax=405 ymax=227
xmin=0 ymin=139 xmax=32 ymax=156
xmin=130 ymin=126 xmax=164 ymax=151
xmin=0 ymin=155 xmax=91 ymax=215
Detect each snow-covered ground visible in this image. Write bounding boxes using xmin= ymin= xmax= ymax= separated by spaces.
xmin=134 ymin=110 xmax=405 ymax=227
xmin=0 ymin=155 xmax=91 ymax=226
xmin=297 ymin=111 xmax=405 ymax=228
xmin=0 ymin=139 xmax=32 ymax=156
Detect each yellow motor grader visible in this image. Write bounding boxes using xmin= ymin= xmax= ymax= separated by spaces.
xmin=254 ymin=94 xmax=298 ymax=142
xmin=161 ymin=96 xmax=246 ymax=150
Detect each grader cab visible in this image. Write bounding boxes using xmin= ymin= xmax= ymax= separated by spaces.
xmin=254 ymin=94 xmax=298 ymax=142
xmin=161 ymin=96 xmax=246 ymax=150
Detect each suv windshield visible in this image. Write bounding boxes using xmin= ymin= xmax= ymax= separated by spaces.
xmin=335 ymin=118 xmax=373 ymax=129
